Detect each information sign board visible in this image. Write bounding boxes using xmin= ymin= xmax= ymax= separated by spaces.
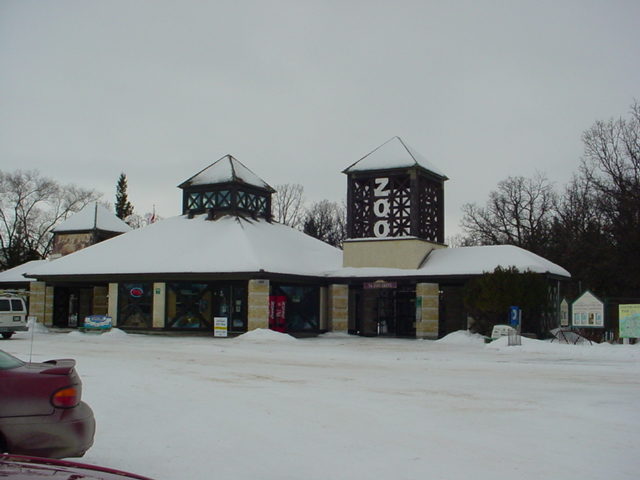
xmin=619 ymin=305 xmax=640 ymax=338
xmin=572 ymin=291 xmax=604 ymax=328
xmin=214 ymin=317 xmax=228 ymax=337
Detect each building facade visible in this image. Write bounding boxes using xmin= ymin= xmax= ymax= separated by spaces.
xmin=21 ymin=139 xmax=571 ymax=339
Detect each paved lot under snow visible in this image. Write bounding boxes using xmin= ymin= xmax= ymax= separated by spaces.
xmin=3 ymin=328 xmax=639 ymax=480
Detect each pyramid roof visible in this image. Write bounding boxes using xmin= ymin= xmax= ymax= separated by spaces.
xmin=52 ymin=202 xmax=132 ymax=234
xmin=179 ymin=155 xmax=274 ymax=191
xmin=343 ymin=137 xmax=447 ymax=179
xmin=27 ymin=214 xmax=343 ymax=280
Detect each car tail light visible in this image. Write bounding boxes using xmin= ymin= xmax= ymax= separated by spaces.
xmin=51 ymin=385 xmax=80 ymax=408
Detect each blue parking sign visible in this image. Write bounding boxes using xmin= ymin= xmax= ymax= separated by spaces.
xmin=509 ymin=306 xmax=520 ymax=327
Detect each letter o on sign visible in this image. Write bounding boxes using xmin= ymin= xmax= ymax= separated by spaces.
xmin=374 ymin=220 xmax=390 ymax=238
xmin=374 ymin=199 xmax=390 ymax=217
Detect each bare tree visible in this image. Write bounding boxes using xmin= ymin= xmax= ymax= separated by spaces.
xmin=0 ymin=170 xmax=101 ymax=269
xmin=575 ymin=99 xmax=640 ymax=295
xmin=126 ymin=211 xmax=163 ymax=229
xmin=272 ymin=183 xmax=305 ymax=229
xmin=303 ymin=200 xmax=347 ymax=248
xmin=460 ymin=172 xmax=557 ymax=253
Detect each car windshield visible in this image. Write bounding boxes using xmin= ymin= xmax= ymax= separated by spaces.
xmin=0 ymin=350 xmax=25 ymax=370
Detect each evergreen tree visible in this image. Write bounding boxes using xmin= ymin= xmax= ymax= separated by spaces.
xmin=463 ymin=266 xmax=553 ymax=337
xmin=115 ymin=173 xmax=134 ymax=220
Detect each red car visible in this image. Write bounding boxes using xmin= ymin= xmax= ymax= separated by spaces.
xmin=0 ymin=454 xmax=155 ymax=480
xmin=0 ymin=349 xmax=95 ymax=459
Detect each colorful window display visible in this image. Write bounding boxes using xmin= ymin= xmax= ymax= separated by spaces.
xmin=118 ymin=283 xmax=153 ymax=328
xmin=166 ymin=282 xmax=247 ymax=333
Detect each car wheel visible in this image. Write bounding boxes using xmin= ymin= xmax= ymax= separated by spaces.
xmin=1 ymin=332 xmax=13 ymax=339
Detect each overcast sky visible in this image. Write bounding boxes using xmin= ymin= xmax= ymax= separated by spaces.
xmin=1 ymin=1 xmax=639 ymax=238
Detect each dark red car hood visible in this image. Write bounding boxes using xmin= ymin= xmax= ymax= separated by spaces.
xmin=0 ymin=455 xmax=155 ymax=480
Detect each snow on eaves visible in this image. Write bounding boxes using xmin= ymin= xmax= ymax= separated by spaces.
xmin=329 ymin=244 xmax=570 ymax=279
xmin=52 ymin=202 xmax=132 ymax=234
xmin=25 ymin=215 xmax=569 ymax=281
xmin=343 ymin=137 xmax=448 ymax=179
xmin=0 ymin=260 xmax=49 ymax=284
xmin=419 ymin=245 xmax=570 ymax=277
xmin=27 ymin=214 xmax=343 ymax=279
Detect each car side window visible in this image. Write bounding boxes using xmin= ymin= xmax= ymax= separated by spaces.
xmin=0 ymin=299 xmax=10 ymax=311
xmin=10 ymin=299 xmax=24 ymax=311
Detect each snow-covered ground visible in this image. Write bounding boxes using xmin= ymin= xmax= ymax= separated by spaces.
xmin=3 ymin=327 xmax=639 ymax=480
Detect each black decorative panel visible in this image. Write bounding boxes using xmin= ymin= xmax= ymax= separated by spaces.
xmin=349 ymin=174 xmax=411 ymax=239
xmin=347 ymin=169 xmax=444 ymax=242
xmin=418 ymin=175 xmax=444 ymax=243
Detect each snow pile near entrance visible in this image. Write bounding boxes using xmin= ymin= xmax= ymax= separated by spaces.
xmin=234 ymin=328 xmax=297 ymax=342
xmin=27 ymin=318 xmax=51 ymax=334
xmin=436 ymin=329 xmax=486 ymax=346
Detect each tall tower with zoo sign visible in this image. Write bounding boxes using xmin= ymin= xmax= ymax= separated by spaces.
xmin=342 ymin=137 xmax=448 ymax=269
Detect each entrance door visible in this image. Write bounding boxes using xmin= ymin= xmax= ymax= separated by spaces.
xmin=354 ymin=286 xmax=416 ymax=337
xmin=52 ymin=287 xmax=94 ymax=328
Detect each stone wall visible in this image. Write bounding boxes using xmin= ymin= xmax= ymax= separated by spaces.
xmin=93 ymin=286 xmax=109 ymax=316
xmin=248 ymin=279 xmax=269 ymax=330
xmin=416 ymin=282 xmax=439 ymax=339
xmin=328 ymin=284 xmax=349 ymax=333
xmin=152 ymin=283 xmax=166 ymax=328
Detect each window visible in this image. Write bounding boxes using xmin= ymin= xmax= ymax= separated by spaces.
xmin=166 ymin=283 xmax=212 ymax=329
xmin=165 ymin=282 xmax=247 ymax=332
xmin=271 ymin=285 xmax=320 ymax=333
xmin=118 ymin=283 xmax=152 ymax=328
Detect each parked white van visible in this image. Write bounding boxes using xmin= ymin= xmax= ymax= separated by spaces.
xmin=0 ymin=293 xmax=28 ymax=339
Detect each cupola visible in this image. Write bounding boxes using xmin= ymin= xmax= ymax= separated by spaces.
xmin=343 ymin=136 xmax=448 ymax=243
xmin=179 ymin=155 xmax=275 ymax=220
xmin=342 ymin=137 xmax=449 ymax=269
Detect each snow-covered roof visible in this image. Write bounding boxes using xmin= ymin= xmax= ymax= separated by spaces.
xmin=0 ymin=260 xmax=49 ymax=284
xmin=27 ymin=214 xmax=344 ymax=279
xmin=179 ymin=155 xmax=274 ymax=191
xmin=420 ymin=245 xmax=570 ymax=277
xmin=332 ymin=244 xmax=570 ymax=279
xmin=52 ymin=202 xmax=132 ymax=234
xmin=343 ymin=137 xmax=448 ymax=179
xmin=26 ymin=218 xmax=570 ymax=282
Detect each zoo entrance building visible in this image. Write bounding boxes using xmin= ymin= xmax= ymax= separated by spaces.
xmin=20 ymin=137 xmax=570 ymax=338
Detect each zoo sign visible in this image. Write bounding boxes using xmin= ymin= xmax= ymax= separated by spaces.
xmin=373 ymin=177 xmax=391 ymax=237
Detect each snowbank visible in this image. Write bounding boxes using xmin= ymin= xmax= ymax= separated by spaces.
xmin=234 ymin=328 xmax=297 ymax=342
xmin=436 ymin=329 xmax=486 ymax=346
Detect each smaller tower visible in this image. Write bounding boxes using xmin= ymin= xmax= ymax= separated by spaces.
xmin=51 ymin=202 xmax=132 ymax=259
xmin=179 ymin=155 xmax=275 ymax=220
